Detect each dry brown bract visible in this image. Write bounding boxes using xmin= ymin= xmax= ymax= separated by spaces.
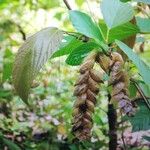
xmin=98 ymin=52 xmax=135 ymax=116
xmin=72 ymin=52 xmax=103 ymax=141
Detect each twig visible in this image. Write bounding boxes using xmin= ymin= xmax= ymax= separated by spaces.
xmin=130 ymin=79 xmax=150 ymax=110
xmin=63 ymin=0 xmax=72 ymax=10
xmin=17 ymin=24 xmax=26 ymax=41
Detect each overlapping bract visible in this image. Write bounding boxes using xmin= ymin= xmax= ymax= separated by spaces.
xmin=72 ymin=52 xmax=103 ymax=140
xmin=72 ymin=51 xmax=135 ymax=141
xmin=98 ymin=52 xmax=135 ymax=116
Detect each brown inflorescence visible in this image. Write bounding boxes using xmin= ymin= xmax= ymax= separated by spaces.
xmin=98 ymin=52 xmax=135 ymax=116
xmin=72 ymin=52 xmax=103 ymax=141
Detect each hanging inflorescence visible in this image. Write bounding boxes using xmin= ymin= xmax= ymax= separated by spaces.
xmin=72 ymin=51 xmax=135 ymax=141
xmin=98 ymin=52 xmax=135 ymax=116
xmin=72 ymin=52 xmax=103 ymax=140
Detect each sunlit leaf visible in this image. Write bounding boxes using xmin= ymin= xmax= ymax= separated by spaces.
xmin=99 ymin=21 xmax=139 ymax=43
xmin=100 ymin=0 xmax=134 ymax=29
xmin=69 ymin=10 xmax=103 ymax=42
xmin=13 ymin=27 xmax=63 ymax=103
xmin=66 ymin=42 xmax=99 ymax=66
xmin=116 ymin=40 xmax=150 ymax=85
xmin=51 ymin=36 xmax=82 ymax=58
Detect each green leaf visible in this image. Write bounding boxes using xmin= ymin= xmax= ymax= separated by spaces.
xmin=142 ymin=136 xmax=150 ymax=142
xmin=136 ymin=17 xmax=150 ymax=33
xmin=100 ymin=0 xmax=134 ymax=29
xmin=66 ymin=42 xmax=99 ymax=66
xmin=13 ymin=27 xmax=63 ymax=103
xmin=134 ymin=0 xmax=150 ymax=4
xmin=69 ymin=10 xmax=103 ymax=42
xmin=127 ymin=101 xmax=150 ymax=132
xmin=138 ymin=81 xmax=150 ymax=97
xmin=116 ymin=40 xmax=150 ymax=85
xmin=99 ymin=21 xmax=139 ymax=43
xmin=2 ymin=49 xmax=14 ymax=81
xmin=76 ymin=0 xmax=84 ymax=7
xmin=51 ymin=36 xmax=82 ymax=58
xmin=2 ymin=137 xmax=21 ymax=150
xmin=129 ymin=82 xmax=137 ymax=98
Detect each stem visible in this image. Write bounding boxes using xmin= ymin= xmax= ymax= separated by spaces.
xmin=106 ymin=28 xmax=110 ymax=42
xmin=107 ymin=94 xmax=117 ymax=150
xmin=130 ymin=79 xmax=150 ymax=110
xmin=63 ymin=0 xmax=72 ymax=10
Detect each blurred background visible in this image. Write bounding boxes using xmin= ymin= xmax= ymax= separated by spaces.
xmin=0 ymin=0 xmax=150 ymax=149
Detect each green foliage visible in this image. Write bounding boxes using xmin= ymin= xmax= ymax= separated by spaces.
xmin=129 ymin=82 xmax=137 ymax=98
xmin=2 ymin=49 xmax=14 ymax=82
xmin=136 ymin=17 xmax=150 ymax=33
xmin=99 ymin=21 xmax=139 ymax=43
xmin=116 ymin=40 xmax=150 ymax=85
xmin=51 ymin=36 xmax=82 ymax=58
xmin=66 ymin=42 xmax=99 ymax=66
xmin=126 ymin=101 xmax=150 ymax=132
xmin=100 ymin=0 xmax=134 ymax=29
xmin=0 ymin=133 xmax=21 ymax=150
xmin=69 ymin=10 xmax=103 ymax=42
xmin=1 ymin=0 xmax=150 ymax=149
xmin=12 ymin=27 xmax=63 ymax=103
xmin=138 ymin=81 xmax=150 ymax=97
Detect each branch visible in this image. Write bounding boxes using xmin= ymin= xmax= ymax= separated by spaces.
xmin=63 ymin=0 xmax=72 ymax=10
xmin=63 ymin=0 xmax=90 ymax=43
xmin=107 ymin=94 xmax=117 ymax=150
xmin=16 ymin=24 xmax=26 ymax=41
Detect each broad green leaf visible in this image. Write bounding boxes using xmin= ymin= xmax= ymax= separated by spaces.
xmin=100 ymin=0 xmax=134 ymax=29
xmin=116 ymin=40 xmax=150 ymax=84
xmin=69 ymin=10 xmax=103 ymax=42
xmin=2 ymin=138 xmax=21 ymax=150
xmin=51 ymin=36 xmax=82 ymax=58
xmin=134 ymin=0 xmax=150 ymax=4
xmin=66 ymin=42 xmax=99 ymax=66
xmin=127 ymin=101 xmax=150 ymax=132
xmin=13 ymin=27 xmax=63 ymax=103
xmin=99 ymin=21 xmax=139 ymax=43
xmin=136 ymin=17 xmax=150 ymax=33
